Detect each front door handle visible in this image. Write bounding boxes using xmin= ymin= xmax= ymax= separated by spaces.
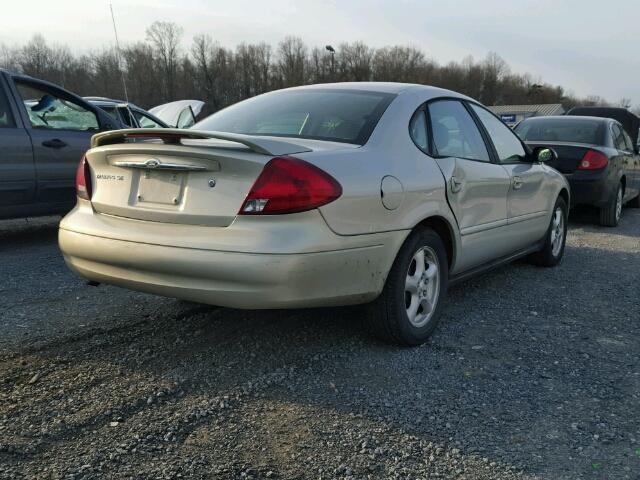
xmin=42 ymin=139 xmax=67 ymax=149
xmin=450 ymin=176 xmax=463 ymax=193
xmin=512 ymin=176 xmax=523 ymax=190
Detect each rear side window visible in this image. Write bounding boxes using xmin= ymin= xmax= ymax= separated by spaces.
xmin=194 ymin=89 xmax=396 ymax=145
xmin=515 ymin=119 xmax=603 ymax=145
xmin=470 ymin=104 xmax=526 ymax=163
xmin=409 ymin=109 xmax=428 ymax=151
xmin=428 ymin=99 xmax=490 ymax=161
xmin=611 ymin=124 xmax=627 ymax=151
xmin=0 ymin=86 xmax=16 ymax=128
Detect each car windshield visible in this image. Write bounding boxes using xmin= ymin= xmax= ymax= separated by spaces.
xmin=193 ymin=89 xmax=396 ymax=145
xmin=515 ymin=118 xmax=604 ymax=145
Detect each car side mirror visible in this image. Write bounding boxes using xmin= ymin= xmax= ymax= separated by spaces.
xmin=533 ymin=146 xmax=556 ymax=163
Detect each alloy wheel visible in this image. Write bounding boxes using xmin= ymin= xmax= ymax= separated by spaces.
xmin=550 ymin=206 xmax=565 ymax=257
xmin=404 ymin=246 xmax=440 ymax=328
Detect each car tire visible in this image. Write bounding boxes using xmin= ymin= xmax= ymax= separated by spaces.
xmin=368 ymin=227 xmax=448 ymax=346
xmin=599 ymin=183 xmax=623 ymax=227
xmin=529 ymin=196 xmax=568 ymax=267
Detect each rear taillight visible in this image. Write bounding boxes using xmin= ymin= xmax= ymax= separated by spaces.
xmin=239 ymin=156 xmax=342 ymax=215
xmin=578 ymin=150 xmax=608 ymax=170
xmin=75 ymin=155 xmax=92 ymax=200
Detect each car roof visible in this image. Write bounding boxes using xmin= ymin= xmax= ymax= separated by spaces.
xmin=84 ymin=97 xmax=147 ymax=111
xmin=84 ymin=96 xmax=125 ymax=104
xmin=278 ymin=82 xmax=470 ymax=99
xmin=521 ymin=115 xmax=610 ymax=123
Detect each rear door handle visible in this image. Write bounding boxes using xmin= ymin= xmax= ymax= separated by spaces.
xmin=512 ymin=176 xmax=523 ymax=190
xmin=42 ymin=139 xmax=67 ymax=149
xmin=450 ymin=176 xmax=463 ymax=193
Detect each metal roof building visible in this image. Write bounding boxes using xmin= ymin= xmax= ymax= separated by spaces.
xmin=487 ymin=104 xmax=565 ymax=127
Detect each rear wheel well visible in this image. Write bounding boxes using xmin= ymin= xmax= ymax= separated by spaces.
xmin=416 ymin=216 xmax=454 ymax=269
xmin=558 ymin=188 xmax=569 ymax=207
xmin=620 ymin=176 xmax=626 ymax=194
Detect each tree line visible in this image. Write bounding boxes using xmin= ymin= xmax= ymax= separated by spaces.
xmin=0 ymin=21 xmax=626 ymax=117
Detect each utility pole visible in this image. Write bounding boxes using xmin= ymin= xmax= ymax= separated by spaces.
xmin=325 ymin=45 xmax=335 ymax=81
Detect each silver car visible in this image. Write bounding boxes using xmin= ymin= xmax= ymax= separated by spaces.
xmin=59 ymin=83 xmax=569 ymax=346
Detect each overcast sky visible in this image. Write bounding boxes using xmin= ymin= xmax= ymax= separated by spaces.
xmin=2 ymin=0 xmax=639 ymax=105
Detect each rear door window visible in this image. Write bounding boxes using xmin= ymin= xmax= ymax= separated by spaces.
xmin=427 ymin=99 xmax=490 ymax=161
xmin=16 ymin=82 xmax=99 ymax=131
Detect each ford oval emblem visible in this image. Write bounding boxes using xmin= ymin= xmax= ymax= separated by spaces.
xmin=145 ymin=158 xmax=160 ymax=168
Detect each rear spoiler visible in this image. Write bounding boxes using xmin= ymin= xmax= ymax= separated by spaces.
xmin=90 ymin=128 xmax=312 ymax=156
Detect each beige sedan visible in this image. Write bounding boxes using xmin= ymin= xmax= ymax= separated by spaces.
xmin=59 ymin=83 xmax=569 ymax=345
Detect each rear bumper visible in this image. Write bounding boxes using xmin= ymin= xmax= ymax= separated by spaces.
xmin=565 ymin=169 xmax=614 ymax=208
xmin=59 ymin=206 xmax=407 ymax=309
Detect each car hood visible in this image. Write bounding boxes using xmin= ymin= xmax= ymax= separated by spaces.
xmin=149 ymin=100 xmax=205 ymax=128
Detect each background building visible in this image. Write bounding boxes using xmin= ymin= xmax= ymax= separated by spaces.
xmin=487 ymin=104 xmax=565 ymax=127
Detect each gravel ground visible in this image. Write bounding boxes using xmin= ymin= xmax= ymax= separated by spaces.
xmin=0 ymin=208 xmax=639 ymax=479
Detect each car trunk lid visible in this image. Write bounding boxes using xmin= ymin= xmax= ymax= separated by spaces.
xmin=525 ymin=141 xmax=604 ymax=174
xmin=86 ymin=129 xmax=316 ymax=227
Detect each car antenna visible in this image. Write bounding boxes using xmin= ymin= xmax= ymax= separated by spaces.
xmin=109 ymin=3 xmax=129 ymax=104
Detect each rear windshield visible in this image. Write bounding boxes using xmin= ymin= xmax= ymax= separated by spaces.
xmin=515 ymin=119 xmax=604 ymax=145
xmin=193 ymin=89 xmax=396 ymax=145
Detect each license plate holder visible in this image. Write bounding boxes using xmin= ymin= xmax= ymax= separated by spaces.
xmin=137 ymin=170 xmax=184 ymax=205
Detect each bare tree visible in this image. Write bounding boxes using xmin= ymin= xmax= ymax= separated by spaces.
xmin=618 ymin=97 xmax=632 ymax=109
xmin=338 ymin=42 xmax=374 ymax=81
xmin=146 ymin=21 xmax=183 ymax=100
xmin=0 ymin=26 xmax=613 ymax=114
xmin=276 ymin=36 xmax=307 ymax=87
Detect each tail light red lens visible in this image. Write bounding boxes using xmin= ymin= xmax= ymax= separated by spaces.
xmin=578 ymin=150 xmax=608 ymax=170
xmin=240 ymin=156 xmax=342 ymax=215
xmin=75 ymin=155 xmax=92 ymax=200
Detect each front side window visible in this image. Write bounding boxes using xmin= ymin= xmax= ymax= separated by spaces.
xmin=16 ymin=82 xmax=99 ymax=131
xmin=194 ymin=89 xmax=396 ymax=145
xmin=470 ymin=104 xmax=526 ymax=163
xmin=427 ymin=99 xmax=490 ymax=161
xmin=409 ymin=108 xmax=428 ymax=151
xmin=99 ymin=105 xmax=119 ymax=122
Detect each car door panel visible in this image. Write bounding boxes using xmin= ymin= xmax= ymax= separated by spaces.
xmin=469 ymin=103 xmax=550 ymax=249
xmin=435 ymin=156 xmax=512 ymax=272
xmin=29 ymin=129 xmax=94 ymax=204
xmin=0 ymin=128 xmax=35 ymax=208
xmin=499 ymin=162 xmax=550 ymax=247
xmin=427 ymin=99 xmax=514 ymax=273
xmin=619 ymin=128 xmax=640 ymax=198
xmin=0 ymin=77 xmax=36 ymax=209
xmin=9 ymin=78 xmax=102 ymax=206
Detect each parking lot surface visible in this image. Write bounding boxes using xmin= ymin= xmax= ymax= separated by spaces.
xmin=0 ymin=209 xmax=639 ymax=479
